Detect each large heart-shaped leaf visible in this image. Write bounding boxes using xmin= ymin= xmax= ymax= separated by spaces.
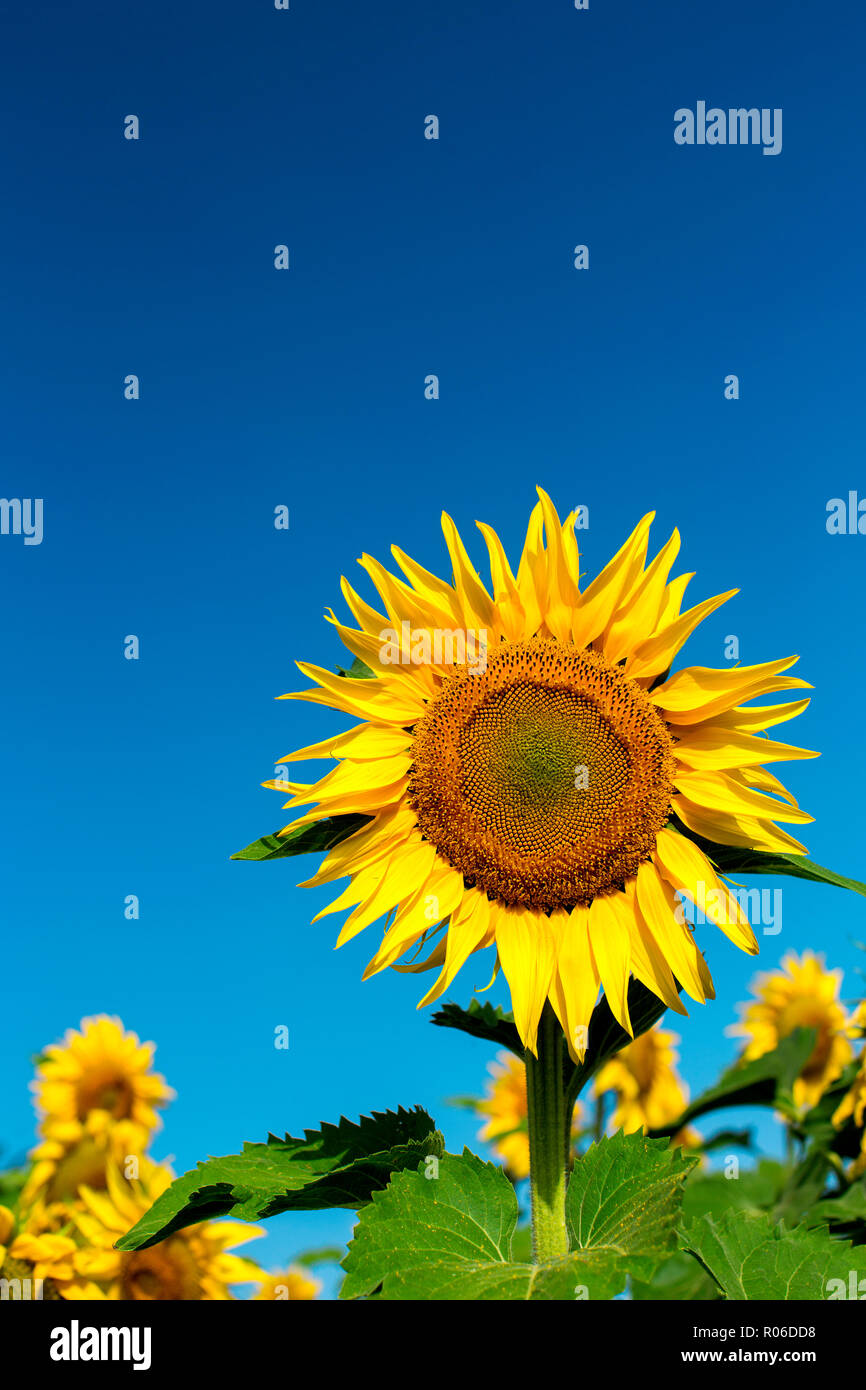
xmin=340 ymin=1131 xmax=694 ymax=1300
xmin=681 ymin=1208 xmax=866 ymax=1300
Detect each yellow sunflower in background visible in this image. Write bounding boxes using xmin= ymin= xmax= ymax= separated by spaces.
xmin=269 ymin=490 xmax=817 ymax=1060
xmin=474 ymin=1051 xmax=583 ymax=1179
xmin=593 ymin=1025 xmax=692 ymax=1136
xmin=32 ymin=1015 xmax=173 ymax=1140
xmin=21 ymin=1016 xmax=173 ymax=1209
xmin=254 ymin=1267 xmax=322 ymax=1301
xmin=36 ymin=1158 xmax=263 ymax=1301
xmin=831 ymin=999 xmax=866 ymax=1170
xmin=0 ymin=1206 xmax=15 ymax=1267
xmin=730 ymin=951 xmax=856 ymax=1109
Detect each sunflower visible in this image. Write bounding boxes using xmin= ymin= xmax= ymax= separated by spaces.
xmin=36 ymin=1158 xmax=263 ymax=1300
xmin=833 ymin=1061 xmax=866 ymax=1177
xmin=474 ymin=1050 xmax=582 ymax=1179
xmin=31 ymin=1015 xmax=172 ymax=1144
xmin=593 ymin=1024 xmax=692 ymax=1135
xmin=730 ymin=952 xmax=856 ymax=1109
xmin=254 ymin=1268 xmax=322 ymax=1300
xmin=268 ymin=490 xmax=817 ymax=1060
xmin=21 ymin=1016 xmax=173 ymax=1209
xmin=0 ymin=1205 xmax=15 ymax=1267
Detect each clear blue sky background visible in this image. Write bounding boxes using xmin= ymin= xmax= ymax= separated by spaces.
xmin=3 ymin=1 xmax=865 ymax=1297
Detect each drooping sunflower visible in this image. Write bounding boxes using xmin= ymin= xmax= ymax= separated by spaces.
xmin=730 ymin=951 xmax=856 ymax=1109
xmin=593 ymin=1024 xmax=691 ymax=1135
xmin=269 ymin=491 xmax=817 ymax=1060
xmin=35 ymin=1158 xmax=263 ymax=1300
xmin=833 ymin=1006 xmax=866 ymax=1176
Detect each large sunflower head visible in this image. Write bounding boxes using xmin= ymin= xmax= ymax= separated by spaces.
xmin=269 ymin=490 xmax=818 ymax=1060
xmin=731 ymin=951 xmax=856 ymax=1109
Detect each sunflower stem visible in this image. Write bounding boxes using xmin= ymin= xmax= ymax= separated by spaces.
xmin=525 ymin=1004 xmax=570 ymax=1264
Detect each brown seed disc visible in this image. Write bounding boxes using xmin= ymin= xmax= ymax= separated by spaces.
xmin=408 ymin=639 xmax=675 ymax=909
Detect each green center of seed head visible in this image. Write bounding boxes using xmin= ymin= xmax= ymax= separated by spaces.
xmin=492 ymin=718 xmax=584 ymax=808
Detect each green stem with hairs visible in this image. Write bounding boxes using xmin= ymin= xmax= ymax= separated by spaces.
xmin=525 ymin=1003 xmax=571 ymax=1263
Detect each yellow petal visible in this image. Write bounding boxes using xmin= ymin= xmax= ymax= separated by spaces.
xmin=626 ymin=589 xmax=738 ymax=680
xmin=675 ymin=769 xmax=814 ymax=825
xmin=587 ymin=894 xmax=633 ymax=1035
xmin=417 ymin=891 xmax=492 ymax=1007
xmin=494 ymin=905 xmax=557 ymax=1055
xmin=653 ymin=826 xmax=759 ymax=954
xmin=571 ymin=512 xmax=654 ymax=648
xmin=548 ymin=906 xmax=600 ymax=1062
xmin=652 ymin=657 xmax=810 ymax=725
xmin=674 ymin=726 xmax=818 ymax=772
xmin=635 ymin=861 xmax=708 ymax=1004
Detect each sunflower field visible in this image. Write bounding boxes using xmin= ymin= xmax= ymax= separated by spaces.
xmin=4 ymin=497 xmax=866 ymax=1305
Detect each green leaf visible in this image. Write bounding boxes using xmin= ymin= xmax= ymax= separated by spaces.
xmin=806 ymin=1179 xmax=866 ymax=1232
xmin=433 ymin=977 xmax=675 ymax=1105
xmin=566 ymin=1131 xmax=697 ymax=1283
xmin=341 ymin=1131 xmax=694 ymax=1301
xmin=648 ymin=1027 xmax=817 ymax=1137
xmin=0 ymin=1166 xmax=28 ymax=1214
xmin=772 ymin=1150 xmax=835 ymax=1227
xmin=682 ymin=1161 xmax=789 ymax=1222
xmin=291 ymin=1246 xmax=346 ymax=1268
xmin=671 ymin=818 xmax=866 ymax=898
xmin=231 ymin=812 xmax=370 ymax=861
xmin=631 ymin=1251 xmax=721 ymax=1301
xmin=117 ymin=1107 xmax=443 ymax=1252
xmin=431 ymin=1000 xmax=522 ymax=1057
xmin=336 ymin=656 xmax=375 ymax=679
xmin=681 ymin=1209 xmax=866 ymax=1300
xmin=693 ymin=1128 xmax=755 ymax=1155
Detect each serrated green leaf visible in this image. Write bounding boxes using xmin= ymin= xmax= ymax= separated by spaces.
xmin=341 ymin=1131 xmax=693 ymax=1301
xmin=682 ymin=1208 xmax=866 ymax=1300
xmin=431 ymin=1000 xmax=522 ymax=1057
xmin=566 ymin=1131 xmax=697 ymax=1283
xmin=672 ymin=818 xmax=866 ymax=897
xmin=649 ymin=1027 xmax=817 ymax=1137
xmin=231 ymin=812 xmax=370 ymax=861
xmin=117 ymin=1107 xmax=442 ymax=1252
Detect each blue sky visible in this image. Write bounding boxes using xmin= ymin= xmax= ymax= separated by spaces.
xmin=3 ymin=0 xmax=866 ymax=1296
